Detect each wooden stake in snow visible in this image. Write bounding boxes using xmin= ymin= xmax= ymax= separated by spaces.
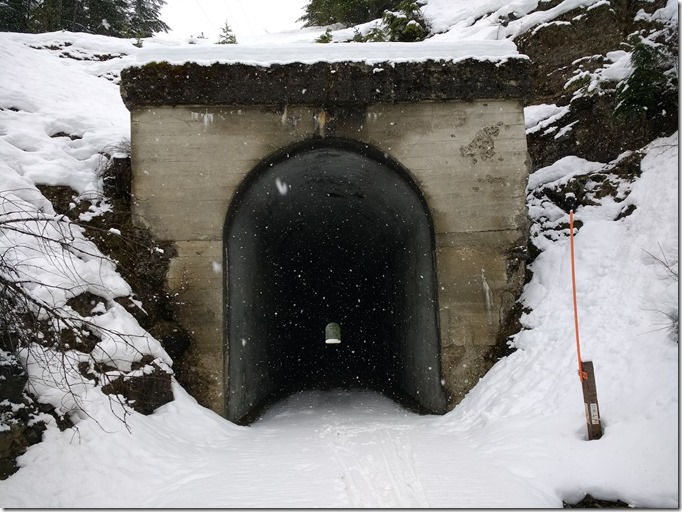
xmin=568 ymin=200 xmax=603 ymax=440
xmin=580 ymin=361 xmax=603 ymax=440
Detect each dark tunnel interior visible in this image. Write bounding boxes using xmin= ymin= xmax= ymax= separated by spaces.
xmin=224 ymin=138 xmax=446 ymax=424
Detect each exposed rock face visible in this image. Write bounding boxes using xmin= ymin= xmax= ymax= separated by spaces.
xmin=564 ymin=493 xmax=631 ymax=508
xmin=517 ymin=0 xmax=677 ymax=167
xmin=0 ymin=351 xmax=48 ymax=480
xmin=102 ymin=355 xmax=174 ymax=415
xmin=516 ymin=2 xmax=627 ymax=105
xmin=0 ymin=423 xmax=39 ymax=480
xmin=0 ymin=351 xmax=27 ymax=403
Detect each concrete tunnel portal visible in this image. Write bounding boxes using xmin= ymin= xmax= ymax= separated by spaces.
xmin=225 ymin=138 xmax=447 ymax=424
xmin=122 ymin=53 xmax=532 ymax=421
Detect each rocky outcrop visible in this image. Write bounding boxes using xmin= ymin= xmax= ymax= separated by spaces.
xmin=517 ymin=0 xmax=677 ymax=167
xmin=101 ymin=355 xmax=174 ymax=415
xmin=0 ymin=351 xmax=49 ymax=480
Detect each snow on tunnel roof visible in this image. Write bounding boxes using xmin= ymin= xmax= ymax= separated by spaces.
xmin=121 ymin=40 xmax=532 ymax=108
xmin=133 ymin=40 xmax=525 ymax=67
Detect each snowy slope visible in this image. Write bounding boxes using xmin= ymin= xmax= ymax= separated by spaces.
xmin=422 ymin=0 xmax=606 ymax=39
xmin=0 ymin=0 xmax=678 ymax=507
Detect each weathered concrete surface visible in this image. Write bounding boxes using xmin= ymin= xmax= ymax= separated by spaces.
xmin=165 ymin=240 xmax=223 ymax=410
xmin=121 ymin=58 xmax=532 ymax=108
xmin=128 ymin=96 xmax=529 ymax=416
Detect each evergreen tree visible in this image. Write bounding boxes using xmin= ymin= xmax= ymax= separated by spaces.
xmin=32 ymin=0 xmax=85 ymax=33
xmin=349 ymin=1 xmax=427 ymax=43
xmin=303 ymin=0 xmax=427 ymax=42
xmin=216 ymin=20 xmax=237 ymax=44
xmin=315 ymin=27 xmax=332 ymax=43
xmin=299 ymin=0 xmax=398 ymax=28
xmin=380 ymin=1 xmax=427 ymax=42
xmin=1 ymin=0 xmax=170 ymax=37
xmin=128 ymin=0 xmax=170 ymax=38
xmin=0 ymin=0 xmax=34 ymax=32
xmin=614 ymin=34 xmax=678 ymax=123
xmin=82 ymin=0 xmax=130 ymax=36
xmin=362 ymin=24 xmax=387 ymax=42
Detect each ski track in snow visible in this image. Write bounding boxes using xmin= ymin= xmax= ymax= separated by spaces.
xmin=319 ymin=422 xmax=429 ymax=507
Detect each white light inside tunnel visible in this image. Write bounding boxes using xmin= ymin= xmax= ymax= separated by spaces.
xmin=325 ymin=322 xmax=341 ymax=344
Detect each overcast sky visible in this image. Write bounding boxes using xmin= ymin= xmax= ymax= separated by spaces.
xmin=160 ymin=0 xmax=308 ymax=41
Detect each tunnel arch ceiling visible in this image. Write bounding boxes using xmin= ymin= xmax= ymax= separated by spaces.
xmin=225 ymin=139 xmax=445 ymax=423
xmin=120 ymin=46 xmax=533 ymax=421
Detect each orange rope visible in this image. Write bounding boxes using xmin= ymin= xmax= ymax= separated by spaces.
xmin=569 ymin=210 xmax=588 ymax=382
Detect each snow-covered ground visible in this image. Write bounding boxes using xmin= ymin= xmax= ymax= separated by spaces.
xmin=0 ymin=0 xmax=678 ymax=507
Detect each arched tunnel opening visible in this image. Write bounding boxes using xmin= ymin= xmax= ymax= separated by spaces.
xmin=225 ymin=138 xmax=446 ymax=424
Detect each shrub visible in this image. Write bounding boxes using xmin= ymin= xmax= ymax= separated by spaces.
xmin=614 ymin=33 xmax=678 ymax=123
xmin=316 ymin=27 xmax=333 ymax=43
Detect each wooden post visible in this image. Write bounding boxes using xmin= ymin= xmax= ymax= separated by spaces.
xmin=580 ymin=361 xmax=603 ymax=440
xmin=568 ymin=207 xmax=604 ymax=441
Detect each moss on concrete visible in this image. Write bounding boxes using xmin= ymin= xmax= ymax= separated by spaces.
xmin=120 ymin=58 xmax=533 ymax=108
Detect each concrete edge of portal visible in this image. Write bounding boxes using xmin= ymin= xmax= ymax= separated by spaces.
xmin=120 ymin=58 xmax=533 ymax=108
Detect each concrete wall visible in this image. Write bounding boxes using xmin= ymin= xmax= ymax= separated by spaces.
xmin=130 ymin=99 xmax=529 ymax=415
